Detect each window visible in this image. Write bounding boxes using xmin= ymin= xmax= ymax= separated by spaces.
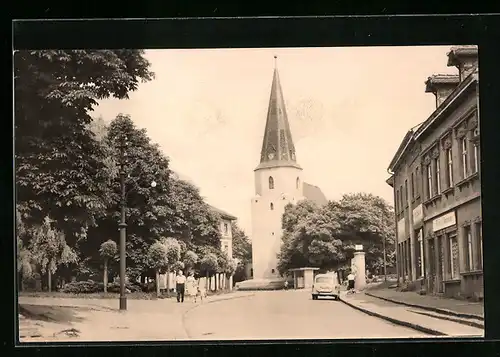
xmin=415 ymin=167 xmax=420 ymax=196
xmin=271 ymin=269 xmax=275 ymax=274
xmin=270 ymin=202 xmax=274 ymax=210
xmin=415 ymin=230 xmax=424 ymax=279
xmin=464 ymin=225 xmax=473 ymax=272
xmin=399 ymin=186 xmax=403 ymax=210
xmin=224 ymin=223 xmax=228 ymax=234
xmin=404 ymin=180 xmax=408 ymax=205
xmin=475 ymin=222 xmax=483 ymax=270
xmin=411 ymin=173 xmax=415 ymax=199
xmin=426 ymin=164 xmax=433 ymax=199
xmin=446 ymin=148 xmax=453 ymax=187
xmin=296 ymin=177 xmax=300 ymax=189
xmin=448 ymin=234 xmax=459 ymax=280
xmin=396 ymin=189 xmax=400 ymax=213
xmin=473 ymin=142 xmax=479 ymax=173
xmin=269 ymin=176 xmax=274 ymax=189
xmin=461 ymin=137 xmax=468 ymax=178
xmin=434 ymin=156 xmax=441 ymax=194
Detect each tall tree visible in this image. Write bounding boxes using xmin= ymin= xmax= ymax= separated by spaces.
xmin=87 ymin=114 xmax=173 ymax=280
xmin=231 ymin=223 xmax=252 ymax=283
xmin=329 ymin=193 xmax=396 ymax=273
xmin=15 ymin=50 xmax=154 ymax=249
xmin=277 ymin=201 xmax=344 ymax=275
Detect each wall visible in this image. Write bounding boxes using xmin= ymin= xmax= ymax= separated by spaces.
xmin=251 ymin=165 xmax=303 ymax=279
xmin=393 ymin=140 xmax=424 ymax=282
xmin=418 ymin=84 xmax=482 ymax=297
xmin=220 ymin=217 xmax=233 ymax=259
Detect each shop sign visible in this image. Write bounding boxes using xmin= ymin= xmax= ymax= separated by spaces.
xmin=432 ymin=211 xmax=456 ymax=232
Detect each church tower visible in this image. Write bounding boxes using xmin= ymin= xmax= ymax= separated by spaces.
xmin=251 ymin=56 xmax=305 ymax=280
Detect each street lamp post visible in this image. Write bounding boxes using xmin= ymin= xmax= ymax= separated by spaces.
xmin=119 ymin=135 xmax=128 ymax=311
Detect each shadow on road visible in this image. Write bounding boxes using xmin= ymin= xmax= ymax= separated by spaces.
xmin=19 ymin=304 xmax=86 ymax=324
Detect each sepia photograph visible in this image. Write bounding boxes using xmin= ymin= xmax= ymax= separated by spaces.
xmin=15 ymin=44 xmax=483 ymax=343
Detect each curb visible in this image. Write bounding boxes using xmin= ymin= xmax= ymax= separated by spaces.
xmin=339 ymin=296 xmax=447 ymax=336
xmin=365 ymin=292 xmax=484 ymax=321
xmin=182 ymin=293 xmax=255 ymax=339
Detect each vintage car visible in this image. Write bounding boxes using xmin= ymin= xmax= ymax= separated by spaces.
xmin=311 ymin=272 xmax=341 ymax=300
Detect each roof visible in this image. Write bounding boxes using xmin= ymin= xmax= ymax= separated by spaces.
xmin=288 ymin=267 xmax=320 ymax=271
xmin=387 ymin=130 xmax=416 ymax=172
xmin=208 ymin=205 xmax=237 ymax=221
xmin=255 ymin=56 xmax=301 ymax=171
xmin=385 ymin=175 xmax=394 ymax=187
xmin=303 ymin=182 xmax=328 ymax=206
xmin=415 ymin=69 xmax=478 ymax=140
xmin=447 ymin=45 xmax=479 ymax=67
xmin=425 ymin=74 xmax=460 ymax=93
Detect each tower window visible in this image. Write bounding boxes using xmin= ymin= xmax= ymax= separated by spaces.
xmin=270 ymin=202 xmax=274 ymax=210
xmin=296 ymin=177 xmax=300 ymax=189
xmin=271 ymin=269 xmax=275 ymax=274
xmin=269 ymin=176 xmax=274 ymax=190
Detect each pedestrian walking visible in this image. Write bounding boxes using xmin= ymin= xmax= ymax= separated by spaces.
xmin=176 ymin=270 xmax=186 ymax=303
xmin=284 ymin=280 xmax=289 ymax=290
xmin=186 ymin=271 xmax=197 ymax=302
xmin=347 ymin=270 xmax=355 ymax=294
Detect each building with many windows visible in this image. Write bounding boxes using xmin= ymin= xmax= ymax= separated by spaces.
xmin=387 ymin=45 xmax=482 ymax=299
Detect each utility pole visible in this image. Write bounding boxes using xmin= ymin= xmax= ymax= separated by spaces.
xmin=119 ymin=135 xmax=128 ymax=311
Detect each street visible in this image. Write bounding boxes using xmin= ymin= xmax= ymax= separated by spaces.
xmin=182 ymin=289 xmax=427 ymax=340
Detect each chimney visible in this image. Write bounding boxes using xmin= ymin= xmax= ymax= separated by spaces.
xmin=447 ymin=45 xmax=479 ymax=82
xmin=425 ymin=74 xmax=460 ymax=108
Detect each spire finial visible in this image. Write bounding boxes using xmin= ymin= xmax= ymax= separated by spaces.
xmin=274 ymin=55 xmax=277 ymax=68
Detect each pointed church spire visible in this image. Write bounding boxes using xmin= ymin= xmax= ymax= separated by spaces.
xmin=255 ymin=56 xmax=301 ymax=171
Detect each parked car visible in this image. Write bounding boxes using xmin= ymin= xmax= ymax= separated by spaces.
xmin=311 ymin=273 xmax=341 ymax=300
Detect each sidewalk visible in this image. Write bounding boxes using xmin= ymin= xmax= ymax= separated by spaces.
xmin=339 ymin=291 xmax=484 ymax=337
xmin=366 ymin=287 xmax=484 ymax=320
xmin=19 ymin=291 xmax=254 ymax=342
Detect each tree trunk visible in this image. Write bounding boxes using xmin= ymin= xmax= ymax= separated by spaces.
xmin=166 ymin=269 xmax=170 ymax=292
xmin=48 ymin=269 xmax=52 ymax=293
xmin=206 ymin=272 xmax=210 ymax=290
xmin=215 ymin=274 xmax=218 ymax=291
xmin=156 ymin=269 xmax=161 ymax=298
xmin=103 ymin=259 xmax=108 ymax=293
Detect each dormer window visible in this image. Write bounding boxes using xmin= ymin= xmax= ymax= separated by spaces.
xmin=269 ymin=176 xmax=274 ymax=190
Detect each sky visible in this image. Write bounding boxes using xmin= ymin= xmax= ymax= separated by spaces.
xmin=92 ymin=46 xmax=458 ymax=237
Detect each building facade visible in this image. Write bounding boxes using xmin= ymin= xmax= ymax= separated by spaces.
xmin=210 ymin=205 xmax=237 ymax=290
xmin=251 ymin=57 xmax=327 ymax=280
xmin=387 ymin=46 xmax=482 ymax=299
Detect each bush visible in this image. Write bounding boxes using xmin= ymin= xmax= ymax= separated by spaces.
xmin=107 ymin=281 xmax=143 ymax=293
xmin=60 ymin=280 xmax=103 ymax=294
xmin=60 ymin=279 xmax=143 ymax=294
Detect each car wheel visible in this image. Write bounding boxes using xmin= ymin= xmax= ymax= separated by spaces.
xmin=312 ymin=295 xmax=318 ymax=300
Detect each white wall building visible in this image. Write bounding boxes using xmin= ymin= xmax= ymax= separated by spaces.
xmin=250 ymin=57 xmax=328 ymax=280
